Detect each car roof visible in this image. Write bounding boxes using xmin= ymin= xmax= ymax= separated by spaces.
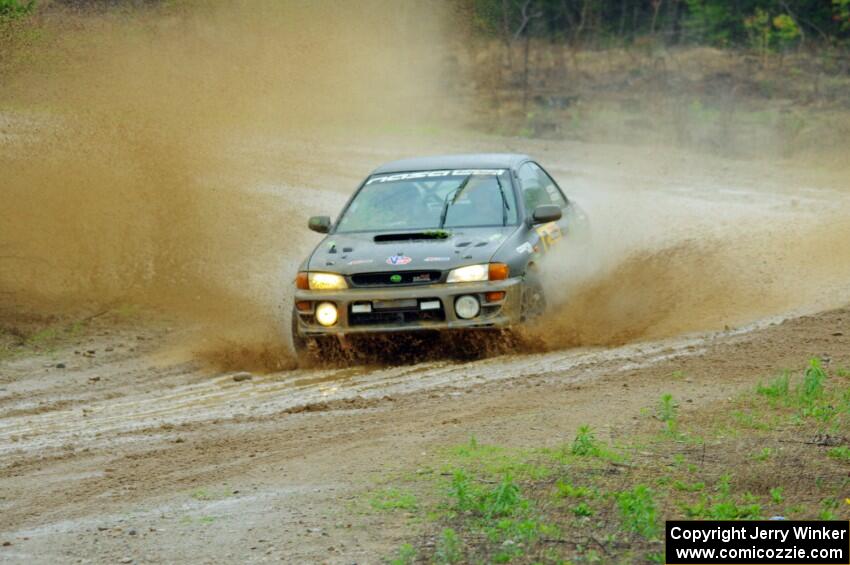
xmin=371 ymin=153 xmax=531 ymax=175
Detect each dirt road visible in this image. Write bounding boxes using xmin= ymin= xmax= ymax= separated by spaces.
xmin=2 ymin=132 xmax=850 ymax=563
xmin=1 ymin=302 xmax=848 ymax=563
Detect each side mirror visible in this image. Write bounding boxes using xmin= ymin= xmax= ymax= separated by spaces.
xmin=308 ymin=216 xmax=331 ymax=234
xmin=531 ymin=204 xmax=562 ymax=224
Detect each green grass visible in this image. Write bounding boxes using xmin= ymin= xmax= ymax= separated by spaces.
xmin=571 ymin=425 xmax=600 ymax=456
xmin=657 ymin=393 xmax=679 ymax=435
xmin=617 ymin=485 xmax=659 ymax=539
xmin=572 ymin=502 xmax=594 ymax=517
xmin=369 ymin=488 xmax=418 ymax=511
xmin=189 ymin=488 xmax=235 ymax=501
xmin=757 ymin=372 xmax=790 ymax=399
xmin=555 ymin=480 xmax=595 ymax=499
xmin=435 ymin=528 xmax=462 ymax=564
xmin=390 ymin=543 xmax=417 ymax=565
xmin=380 ymin=358 xmax=848 ymax=563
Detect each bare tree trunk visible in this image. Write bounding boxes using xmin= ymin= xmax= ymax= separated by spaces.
xmin=522 ymin=33 xmax=531 ymax=112
xmin=650 ymin=0 xmax=663 ymax=37
xmin=619 ymin=0 xmax=628 ymax=39
xmin=502 ymin=0 xmax=513 ymax=70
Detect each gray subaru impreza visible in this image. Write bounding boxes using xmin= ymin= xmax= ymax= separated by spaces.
xmin=291 ymin=153 xmax=588 ymax=359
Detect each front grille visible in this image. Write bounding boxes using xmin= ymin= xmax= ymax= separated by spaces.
xmin=350 ymin=270 xmax=441 ymax=287
xmin=349 ymin=300 xmax=445 ymax=326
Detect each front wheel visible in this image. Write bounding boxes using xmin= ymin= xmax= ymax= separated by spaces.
xmin=290 ymin=308 xmax=346 ymax=366
xmin=520 ymin=272 xmax=547 ymax=322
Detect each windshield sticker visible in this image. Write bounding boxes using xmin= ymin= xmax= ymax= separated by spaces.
xmin=386 ymin=254 xmax=412 ymax=266
xmin=366 ymin=169 xmax=506 ymax=185
xmin=348 ymin=259 xmax=373 ymax=265
xmin=424 ymin=256 xmax=450 ymax=262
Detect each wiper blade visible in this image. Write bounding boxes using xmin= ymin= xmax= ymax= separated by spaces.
xmin=495 ymin=175 xmax=509 ymax=226
xmin=439 ymin=175 xmax=472 ymax=228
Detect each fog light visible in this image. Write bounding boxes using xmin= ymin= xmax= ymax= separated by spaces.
xmin=315 ymin=302 xmax=338 ymax=326
xmin=454 ymin=295 xmax=480 ymax=319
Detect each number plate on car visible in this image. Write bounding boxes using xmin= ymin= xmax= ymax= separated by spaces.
xmin=372 ymin=299 xmax=418 ymax=310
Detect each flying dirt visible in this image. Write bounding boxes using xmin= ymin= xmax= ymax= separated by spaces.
xmin=3 ymin=2 xmax=850 ymax=365
xmin=2 ymin=2 xmax=850 ymax=563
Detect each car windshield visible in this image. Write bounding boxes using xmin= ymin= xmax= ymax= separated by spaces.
xmin=335 ymin=170 xmax=518 ymax=233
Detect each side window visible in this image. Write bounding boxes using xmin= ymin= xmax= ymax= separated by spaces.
xmin=518 ymin=162 xmax=567 ymax=213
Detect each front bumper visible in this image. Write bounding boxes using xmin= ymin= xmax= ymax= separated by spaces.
xmin=293 ymin=277 xmax=523 ymax=336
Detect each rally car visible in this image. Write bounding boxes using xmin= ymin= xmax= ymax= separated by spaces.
xmin=290 ymin=153 xmax=588 ymax=359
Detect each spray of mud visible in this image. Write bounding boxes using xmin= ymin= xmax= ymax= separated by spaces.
xmin=529 ymin=191 xmax=850 ymax=349
xmin=0 ymin=1 xmax=456 ymax=369
xmin=3 ymin=2 xmax=849 ymax=369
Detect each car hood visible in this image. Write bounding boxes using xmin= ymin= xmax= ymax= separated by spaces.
xmin=307 ymin=226 xmax=519 ymax=275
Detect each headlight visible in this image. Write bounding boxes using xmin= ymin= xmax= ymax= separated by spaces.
xmin=308 ymin=272 xmax=348 ymax=290
xmin=447 ymin=264 xmax=488 ymax=283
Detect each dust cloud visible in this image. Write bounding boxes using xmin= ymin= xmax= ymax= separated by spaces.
xmin=3 ymin=2 xmax=849 ymax=369
xmin=0 ymin=1 xmax=455 ymax=368
xmin=530 ymin=192 xmax=850 ymax=349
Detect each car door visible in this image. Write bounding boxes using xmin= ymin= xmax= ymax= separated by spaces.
xmin=516 ymin=161 xmax=572 ymax=254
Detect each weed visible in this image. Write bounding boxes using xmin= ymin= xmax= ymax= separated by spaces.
xmin=481 ymin=474 xmax=523 ymax=519
xmin=820 ymin=497 xmax=839 ymax=520
xmin=754 ymin=447 xmax=774 ymax=461
xmin=657 ymin=393 xmax=677 ymax=422
xmin=800 ymin=358 xmax=826 ymax=403
xmin=616 ymin=485 xmax=658 ymax=539
xmin=819 ymin=509 xmax=837 ymax=520
xmin=189 ymin=488 xmax=234 ymax=501
xmin=716 ymin=473 xmax=732 ymax=497
xmin=555 ymin=480 xmax=593 ymax=499
xmin=733 ymin=410 xmax=771 ymax=431
xmin=672 ymin=480 xmax=705 ymax=492
xmin=435 ymin=528 xmax=462 ymax=564
xmin=449 ymin=470 xmax=525 ymax=519
xmin=370 ymin=488 xmax=418 ymax=512
xmin=707 ymin=500 xmax=762 ymax=519
xmin=449 ymin=469 xmax=474 ymax=512
xmin=25 ymin=326 xmax=60 ymax=346
xmin=572 ymin=502 xmax=593 ymax=517
xmin=390 ymin=543 xmax=417 ymax=565
xmin=571 ymin=425 xmax=599 ymax=456
xmin=757 ymin=372 xmax=790 ymax=399
xmin=828 ymin=446 xmax=850 ymax=462
xmin=836 ymin=367 xmax=850 ymax=378
xmin=770 ymin=487 xmax=784 ymax=504
xmin=657 ymin=394 xmax=678 ymax=435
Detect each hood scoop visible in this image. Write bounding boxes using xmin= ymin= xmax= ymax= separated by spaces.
xmin=374 ymin=231 xmax=451 ymax=243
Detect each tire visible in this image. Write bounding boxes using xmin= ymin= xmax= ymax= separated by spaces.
xmin=520 ymin=270 xmax=547 ymax=322
xmin=290 ymin=308 xmax=312 ymax=365
xmin=290 ymin=308 xmax=346 ymax=366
